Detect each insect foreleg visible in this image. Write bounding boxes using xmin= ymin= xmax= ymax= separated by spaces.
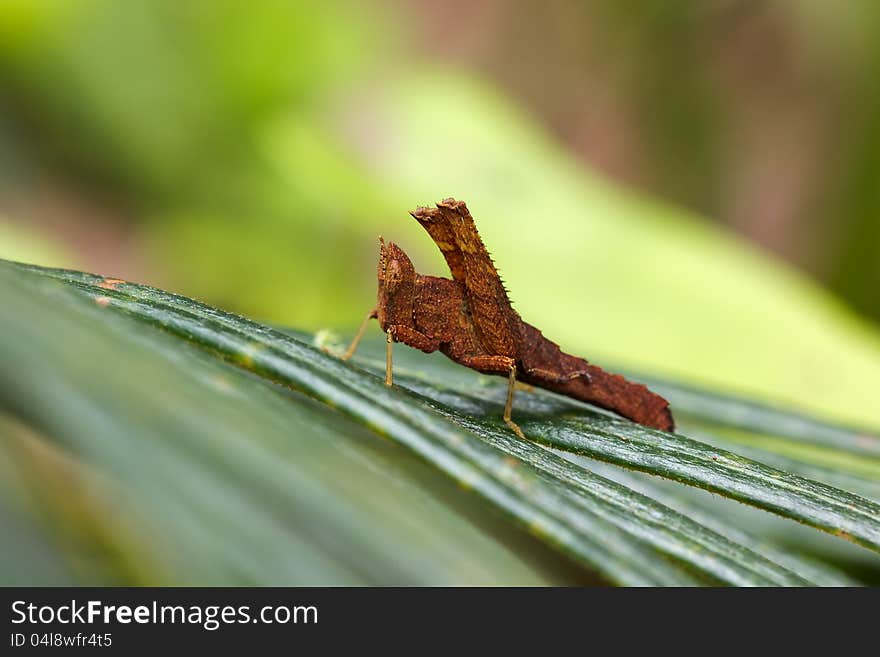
xmin=383 ymin=324 xmax=441 ymax=387
xmin=385 ymin=330 xmax=393 ymax=385
xmin=503 ymin=363 xmax=526 ymax=440
xmin=341 ymin=308 xmax=378 ymax=361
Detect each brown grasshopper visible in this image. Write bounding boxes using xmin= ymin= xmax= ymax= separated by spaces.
xmin=341 ymin=198 xmax=674 ymax=437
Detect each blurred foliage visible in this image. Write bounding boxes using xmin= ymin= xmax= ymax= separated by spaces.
xmin=426 ymin=1 xmax=880 ymax=324
xmin=2 ymin=260 xmax=877 ymax=585
xmin=621 ymin=0 xmax=880 ymax=324
xmin=0 ymin=0 xmax=393 ymax=326
xmin=0 ymin=221 xmax=75 ymax=269
xmin=0 ymin=1 xmax=879 ymax=587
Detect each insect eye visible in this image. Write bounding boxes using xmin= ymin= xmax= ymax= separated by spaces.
xmin=386 ymin=259 xmax=402 ymax=286
xmin=385 ymin=259 xmax=403 ymax=292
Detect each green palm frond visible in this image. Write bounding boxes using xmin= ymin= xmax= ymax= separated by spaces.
xmin=1 ymin=260 xmax=878 ymax=586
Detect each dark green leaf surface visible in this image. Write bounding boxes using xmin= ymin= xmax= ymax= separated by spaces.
xmin=2 ymin=260 xmax=879 ymax=585
xmin=643 ymin=377 xmax=880 ymax=459
xmin=532 ymin=416 xmax=880 ymax=550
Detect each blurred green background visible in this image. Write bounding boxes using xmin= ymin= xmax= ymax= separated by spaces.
xmin=2 ymin=0 xmax=880 ymax=429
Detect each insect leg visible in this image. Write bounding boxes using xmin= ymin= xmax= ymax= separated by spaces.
xmin=383 ymin=325 xmax=439 ymax=386
xmin=341 ymin=308 xmax=378 ymax=361
xmin=503 ymin=363 xmax=526 ymax=440
xmin=455 ymin=354 xmax=524 ymax=437
xmin=385 ymin=329 xmax=393 ymax=386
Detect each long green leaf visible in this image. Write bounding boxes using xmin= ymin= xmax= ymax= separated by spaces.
xmin=6 ymin=260 xmax=877 ymax=585
xmin=530 ymin=415 xmax=880 ymax=551
xmin=643 ymin=377 xmax=880 ymax=459
xmin=0 ymin=262 xmax=702 ymax=585
xmin=325 ymin=340 xmax=880 ymax=554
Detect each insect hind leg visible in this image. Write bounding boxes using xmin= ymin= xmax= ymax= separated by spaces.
xmin=340 ymin=308 xmax=378 ymax=361
xmin=458 ymin=355 xmax=527 ymax=440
